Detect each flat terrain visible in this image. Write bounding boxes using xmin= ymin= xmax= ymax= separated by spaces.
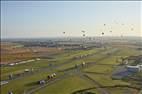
xmin=1 ymin=38 xmax=142 ymax=94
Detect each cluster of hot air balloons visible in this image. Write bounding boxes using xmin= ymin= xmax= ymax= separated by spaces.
xmin=81 ymin=30 xmax=86 ymax=37
xmin=61 ymin=21 xmax=135 ymax=38
xmin=100 ymin=22 xmax=134 ymax=37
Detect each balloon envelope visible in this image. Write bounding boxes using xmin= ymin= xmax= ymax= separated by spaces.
xmin=82 ymin=31 xmax=85 ymax=33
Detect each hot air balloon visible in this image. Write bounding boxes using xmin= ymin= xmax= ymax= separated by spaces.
xmin=102 ymin=32 xmax=104 ymax=35
xmin=83 ymin=34 xmax=85 ymax=37
xmin=81 ymin=31 xmax=85 ymax=33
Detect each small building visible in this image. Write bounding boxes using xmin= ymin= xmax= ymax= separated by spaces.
xmin=0 ymin=81 xmax=9 ymax=86
xmin=126 ymin=65 xmax=142 ymax=72
xmin=9 ymin=63 xmax=15 ymax=66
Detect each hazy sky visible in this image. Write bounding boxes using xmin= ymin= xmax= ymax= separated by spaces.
xmin=1 ymin=1 xmax=142 ymax=38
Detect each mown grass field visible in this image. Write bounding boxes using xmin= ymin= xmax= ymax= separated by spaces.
xmin=35 ymin=76 xmax=95 ymax=94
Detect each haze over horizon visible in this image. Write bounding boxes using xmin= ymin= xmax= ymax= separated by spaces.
xmin=1 ymin=1 xmax=142 ymax=38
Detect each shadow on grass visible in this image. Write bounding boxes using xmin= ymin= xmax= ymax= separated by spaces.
xmin=25 ymin=81 xmax=38 ymax=87
xmin=72 ymin=85 xmax=141 ymax=94
xmin=72 ymin=91 xmax=96 ymax=94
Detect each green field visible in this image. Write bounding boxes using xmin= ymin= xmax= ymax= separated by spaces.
xmin=1 ymin=44 xmax=141 ymax=94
